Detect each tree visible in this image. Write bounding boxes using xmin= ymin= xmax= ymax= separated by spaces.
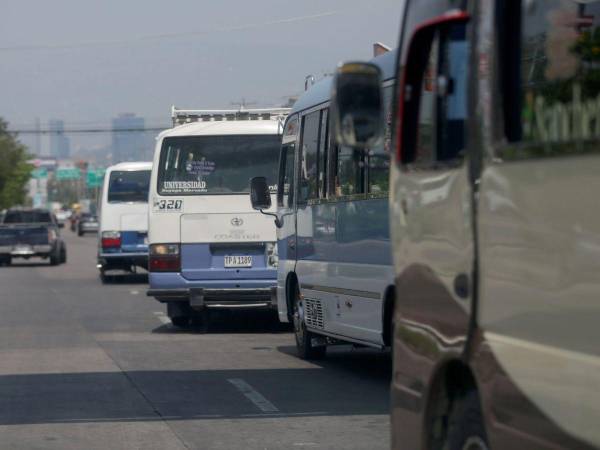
xmin=0 ymin=118 xmax=32 ymax=209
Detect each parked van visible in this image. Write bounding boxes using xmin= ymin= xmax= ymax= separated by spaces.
xmin=331 ymin=1 xmax=600 ymax=449
xmin=250 ymin=50 xmax=396 ymax=359
xmin=147 ymin=107 xmax=288 ymax=327
xmin=97 ymin=162 xmax=152 ymax=282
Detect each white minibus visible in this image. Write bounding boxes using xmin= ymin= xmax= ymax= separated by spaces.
xmin=147 ymin=107 xmax=288 ymax=327
xmin=250 ymin=50 xmax=396 ymax=359
xmin=97 ymin=161 xmax=152 ymax=282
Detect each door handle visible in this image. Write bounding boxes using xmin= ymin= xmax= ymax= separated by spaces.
xmin=453 ymin=273 xmax=470 ymax=299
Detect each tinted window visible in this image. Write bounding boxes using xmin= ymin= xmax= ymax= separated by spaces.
xmin=158 ymin=135 xmax=280 ymax=195
xmin=335 ymin=145 xmax=365 ymax=196
xmin=402 ymin=22 xmax=469 ymax=167
xmin=278 ymin=143 xmax=296 ymax=208
xmin=318 ymin=109 xmax=329 ymax=198
xmin=298 ymin=112 xmax=321 ymax=203
xmin=367 ymin=84 xmax=393 ymax=194
xmin=4 ymin=210 xmax=52 ymax=223
xmin=107 ymin=170 xmax=151 ymax=203
xmin=520 ymin=0 xmax=600 ymax=148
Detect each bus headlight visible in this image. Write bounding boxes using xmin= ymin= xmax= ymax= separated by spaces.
xmin=266 ymin=242 xmax=278 ymax=269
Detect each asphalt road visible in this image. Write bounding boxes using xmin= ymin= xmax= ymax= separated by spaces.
xmin=0 ymin=231 xmax=391 ymax=450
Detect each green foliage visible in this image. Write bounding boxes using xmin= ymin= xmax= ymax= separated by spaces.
xmin=0 ymin=118 xmax=32 ymax=209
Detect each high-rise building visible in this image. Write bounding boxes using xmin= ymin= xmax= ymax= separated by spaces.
xmin=111 ymin=114 xmax=146 ymax=163
xmin=48 ymin=119 xmax=71 ymax=160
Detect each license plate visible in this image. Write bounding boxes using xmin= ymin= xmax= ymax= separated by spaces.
xmin=12 ymin=245 xmax=33 ymax=255
xmin=224 ymin=255 xmax=252 ymax=268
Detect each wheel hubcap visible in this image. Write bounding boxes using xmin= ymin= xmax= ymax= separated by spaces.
xmin=462 ymin=437 xmax=489 ymax=450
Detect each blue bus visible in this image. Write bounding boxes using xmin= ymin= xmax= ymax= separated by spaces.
xmin=251 ymin=50 xmax=396 ymax=358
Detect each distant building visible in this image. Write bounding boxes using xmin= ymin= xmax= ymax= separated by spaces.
xmin=111 ymin=114 xmax=146 ymax=163
xmin=48 ymin=119 xmax=71 ymax=159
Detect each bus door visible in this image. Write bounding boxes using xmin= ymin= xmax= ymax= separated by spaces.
xmin=477 ymin=1 xmax=600 ymax=446
xmin=295 ymin=108 xmax=338 ymax=332
xmin=393 ymin=12 xmax=473 ymax=354
xmin=277 ymin=116 xmax=299 ymax=315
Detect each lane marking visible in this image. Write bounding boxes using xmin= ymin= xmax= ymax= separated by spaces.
xmin=153 ymin=311 xmax=171 ymax=325
xmin=240 ymin=411 xmax=328 ymax=418
xmin=227 ymin=378 xmax=279 ymax=413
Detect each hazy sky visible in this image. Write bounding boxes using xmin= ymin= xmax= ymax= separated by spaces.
xmin=0 ymin=0 xmax=403 ymax=155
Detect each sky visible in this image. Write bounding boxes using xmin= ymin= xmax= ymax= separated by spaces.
xmin=0 ymin=0 xmax=403 ymax=157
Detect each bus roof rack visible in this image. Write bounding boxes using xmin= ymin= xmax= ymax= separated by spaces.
xmin=171 ymin=106 xmax=291 ymax=127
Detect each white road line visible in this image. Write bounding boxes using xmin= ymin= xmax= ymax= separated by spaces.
xmin=227 ymin=378 xmax=279 ymax=413
xmin=153 ymin=311 xmax=171 ymax=325
xmin=240 ymin=411 xmax=328 ymax=418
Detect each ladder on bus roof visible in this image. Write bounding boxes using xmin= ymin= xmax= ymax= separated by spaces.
xmin=171 ymin=106 xmax=291 ymax=127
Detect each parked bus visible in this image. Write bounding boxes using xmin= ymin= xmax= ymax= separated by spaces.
xmin=97 ymin=161 xmax=152 ymax=282
xmin=331 ymin=0 xmax=600 ymax=449
xmin=147 ymin=107 xmax=289 ymax=327
xmin=250 ymin=50 xmax=396 ymax=359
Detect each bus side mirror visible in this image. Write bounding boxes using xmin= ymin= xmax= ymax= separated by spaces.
xmin=331 ymin=62 xmax=384 ymax=149
xmin=250 ymin=177 xmax=272 ymax=211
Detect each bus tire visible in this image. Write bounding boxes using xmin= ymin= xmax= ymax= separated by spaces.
xmin=292 ymin=284 xmax=326 ymax=360
xmin=167 ymin=302 xmax=193 ymax=328
xmin=171 ymin=316 xmax=191 ymax=328
xmin=444 ymin=390 xmax=489 ymax=450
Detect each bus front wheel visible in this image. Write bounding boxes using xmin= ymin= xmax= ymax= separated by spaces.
xmin=444 ymin=390 xmax=489 ymax=450
xmin=292 ymin=285 xmax=326 ymax=360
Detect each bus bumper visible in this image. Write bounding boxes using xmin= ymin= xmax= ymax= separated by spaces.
xmin=98 ymin=252 xmax=148 ymax=271
xmin=147 ymin=275 xmax=277 ymax=310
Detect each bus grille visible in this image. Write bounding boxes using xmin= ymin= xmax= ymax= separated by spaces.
xmin=304 ymin=298 xmax=324 ymax=329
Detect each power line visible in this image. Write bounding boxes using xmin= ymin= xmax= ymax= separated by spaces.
xmin=9 ymin=127 xmax=169 ymax=135
xmin=0 ymin=11 xmax=338 ymax=53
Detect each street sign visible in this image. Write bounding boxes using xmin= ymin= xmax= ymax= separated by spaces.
xmin=86 ymin=168 xmax=105 ymax=188
xmin=31 ymin=168 xmax=48 ymax=179
xmin=56 ymin=168 xmax=81 ymax=180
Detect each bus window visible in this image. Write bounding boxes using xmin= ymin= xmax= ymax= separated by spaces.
xmin=318 ymin=109 xmax=329 ymax=198
xmin=368 ymin=84 xmax=394 ymax=194
xmin=519 ymin=0 xmax=600 ymax=148
xmin=157 ymin=135 xmax=280 ymax=195
xmin=278 ymin=142 xmax=296 ymax=208
xmin=107 ymin=170 xmax=151 ymax=203
xmin=335 ymin=145 xmax=365 ymax=196
xmin=298 ymin=111 xmax=321 ymax=203
xmin=404 ymin=22 xmax=468 ymax=167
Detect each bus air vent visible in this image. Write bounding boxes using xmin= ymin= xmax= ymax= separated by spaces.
xmin=304 ymin=298 xmax=324 ymax=329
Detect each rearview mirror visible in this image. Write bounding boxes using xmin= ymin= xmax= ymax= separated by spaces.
xmin=331 ymin=62 xmax=384 ymax=149
xmin=250 ymin=177 xmax=272 ymax=211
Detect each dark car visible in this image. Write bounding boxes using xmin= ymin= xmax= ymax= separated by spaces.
xmin=77 ymin=213 xmax=99 ymax=236
xmin=0 ymin=208 xmax=66 ymax=266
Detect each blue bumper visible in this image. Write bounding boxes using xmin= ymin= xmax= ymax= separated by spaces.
xmin=98 ymin=230 xmax=148 ymax=269
xmin=147 ymin=272 xmax=277 ymax=309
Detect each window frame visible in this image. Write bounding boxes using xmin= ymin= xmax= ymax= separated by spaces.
xmin=396 ymin=12 xmax=471 ymax=170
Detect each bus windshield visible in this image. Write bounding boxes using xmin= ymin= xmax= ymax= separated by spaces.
xmin=157 ymin=135 xmax=281 ymax=195
xmin=107 ymin=170 xmax=151 ymax=203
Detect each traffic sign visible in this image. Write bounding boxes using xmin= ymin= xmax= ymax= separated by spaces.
xmin=31 ymin=168 xmax=48 ymax=179
xmin=86 ymin=168 xmax=105 ymax=188
xmin=56 ymin=168 xmax=81 ymax=180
